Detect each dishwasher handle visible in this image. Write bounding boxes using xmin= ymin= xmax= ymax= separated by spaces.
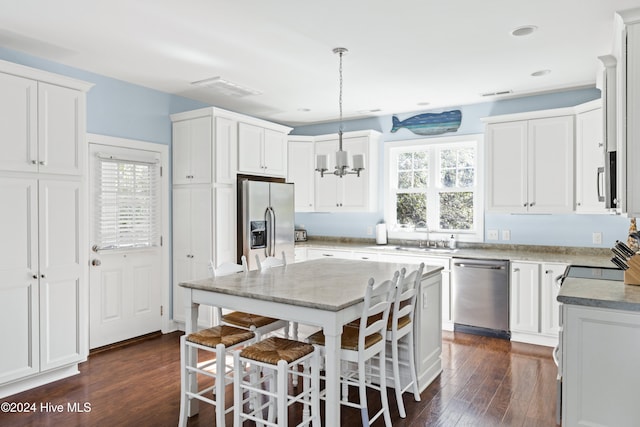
xmin=453 ymin=262 xmax=506 ymax=270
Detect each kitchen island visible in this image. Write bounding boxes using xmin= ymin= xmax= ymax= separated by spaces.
xmin=557 ymin=277 xmax=640 ymax=426
xmin=180 ymin=258 xmax=443 ymax=426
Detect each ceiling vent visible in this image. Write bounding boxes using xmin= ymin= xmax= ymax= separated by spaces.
xmin=481 ymin=90 xmax=513 ymax=97
xmin=191 ymin=76 xmax=262 ymax=97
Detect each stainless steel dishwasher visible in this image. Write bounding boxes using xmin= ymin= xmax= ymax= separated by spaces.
xmin=451 ymin=258 xmax=510 ymax=339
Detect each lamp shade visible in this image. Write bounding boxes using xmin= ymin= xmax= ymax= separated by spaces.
xmin=352 ymin=154 xmax=365 ymax=170
xmin=316 ymin=154 xmax=328 ymax=171
xmin=336 ymin=150 xmax=350 ymax=169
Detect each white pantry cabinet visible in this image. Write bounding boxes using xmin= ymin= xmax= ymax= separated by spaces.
xmin=0 ymin=60 xmax=90 ymax=398
xmin=238 ymin=121 xmax=292 ymax=177
xmin=575 ymin=102 xmax=606 ymax=213
xmin=485 ymin=112 xmax=574 ymax=213
xmin=0 ymin=72 xmax=87 ymax=176
xmin=287 ymin=137 xmax=315 ymax=211
xmin=510 ymin=260 xmax=566 ymax=346
xmin=314 ymin=130 xmax=380 ymax=212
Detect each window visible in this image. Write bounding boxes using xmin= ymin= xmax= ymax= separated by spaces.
xmin=385 ymin=134 xmax=484 ymax=242
xmin=94 ymin=153 xmax=160 ymax=250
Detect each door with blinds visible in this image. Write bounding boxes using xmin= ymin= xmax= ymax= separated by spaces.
xmin=88 ymin=143 xmax=162 ymax=349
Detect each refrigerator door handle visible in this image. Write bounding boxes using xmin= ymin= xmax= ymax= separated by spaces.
xmin=264 ymin=207 xmax=271 ymax=258
xmin=270 ymin=207 xmax=276 ymax=257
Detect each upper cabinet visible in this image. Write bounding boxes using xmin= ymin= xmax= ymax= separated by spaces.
xmin=237 ymin=121 xmax=292 ymax=178
xmin=314 ymin=130 xmax=380 ymax=212
xmin=287 ymin=136 xmax=315 ymax=212
xmin=485 ymin=110 xmax=574 ymax=213
xmin=172 ymin=116 xmax=212 ymax=185
xmin=0 ymin=67 xmax=91 ymax=176
xmin=575 ymin=101 xmax=607 ymax=214
xmin=617 ymin=9 xmax=640 ymax=217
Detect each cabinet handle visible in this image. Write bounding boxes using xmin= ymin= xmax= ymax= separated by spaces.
xmin=39 ymin=161 xmax=46 ymax=166
xmin=32 ymin=274 xmax=38 ymax=279
xmin=513 ymin=268 xmax=520 ymax=272
xmin=31 ymin=160 xmax=37 ymax=165
xmin=530 ymin=202 xmax=535 ymax=207
xmin=41 ymin=274 xmax=46 ymax=278
xmin=545 ymin=270 xmax=552 ymax=274
xmin=523 ymin=203 xmax=528 ymax=207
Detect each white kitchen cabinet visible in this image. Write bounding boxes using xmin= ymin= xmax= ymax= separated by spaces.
xmin=287 ymin=137 xmax=315 ymax=212
xmin=305 ymin=248 xmax=353 ymax=260
xmin=562 ymin=304 xmax=640 ymax=426
xmin=575 ymin=103 xmax=606 ymax=213
xmin=485 ymin=112 xmax=574 ymax=213
xmin=172 ymin=186 xmax=214 ymax=327
xmin=0 ymin=178 xmax=85 ymax=387
xmin=214 ymin=116 xmax=238 ymax=184
xmin=238 ymin=122 xmax=291 ymax=177
xmin=172 ymin=116 xmax=212 ymax=185
xmin=510 ymin=260 xmax=566 ymax=346
xmin=314 ymin=131 xmax=380 ymax=212
xmin=0 ymin=72 xmax=87 ymax=176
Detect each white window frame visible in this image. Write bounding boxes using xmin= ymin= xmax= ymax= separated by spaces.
xmin=384 ymin=133 xmax=485 ymax=242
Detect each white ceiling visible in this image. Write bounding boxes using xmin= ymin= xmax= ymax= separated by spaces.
xmin=1 ymin=0 xmax=639 ymax=126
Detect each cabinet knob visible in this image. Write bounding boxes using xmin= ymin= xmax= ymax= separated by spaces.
xmin=40 ymin=274 xmax=46 ymax=279
xmin=530 ymin=202 xmax=535 ymax=207
xmin=513 ymin=268 xmax=520 ymax=272
xmin=32 ymin=274 xmax=38 ymax=279
xmin=523 ymin=203 xmax=528 ymax=207
xmin=31 ymin=160 xmax=37 ymax=165
xmin=91 ymin=259 xmax=102 ymax=266
xmin=545 ymin=270 xmax=552 ymax=274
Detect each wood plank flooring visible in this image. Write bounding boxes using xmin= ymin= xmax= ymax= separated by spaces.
xmin=0 ymin=331 xmax=558 ymax=426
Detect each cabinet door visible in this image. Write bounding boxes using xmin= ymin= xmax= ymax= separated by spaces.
xmin=486 ymin=121 xmax=528 ymax=212
xmin=172 ymin=187 xmax=214 ymax=326
xmin=214 ymin=185 xmax=236 ymax=266
xmin=540 ymin=263 xmax=566 ymax=337
xmin=314 ymin=140 xmax=339 ymax=211
xmin=576 ymin=108 xmax=605 ymax=213
xmin=215 ymin=116 xmax=237 ymax=184
xmin=38 ymin=83 xmax=84 ymax=175
xmin=263 ymin=129 xmax=287 ymax=177
xmin=528 ymin=116 xmax=574 ymax=213
xmin=238 ymin=122 xmax=264 ymax=174
xmin=172 ymin=117 xmax=212 ymax=185
xmin=288 ymin=139 xmax=315 ymax=211
xmin=510 ymin=261 xmax=540 ymax=333
xmin=0 ymin=178 xmax=39 ymax=383
xmin=38 ymin=179 xmax=84 ymax=370
xmin=340 ymin=137 xmax=370 ymax=211
xmin=0 ymin=73 xmax=38 ymax=173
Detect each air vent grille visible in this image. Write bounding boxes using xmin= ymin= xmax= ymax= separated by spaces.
xmin=191 ymin=76 xmax=262 ymax=97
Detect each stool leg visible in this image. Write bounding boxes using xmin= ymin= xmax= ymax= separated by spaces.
xmin=407 ymin=332 xmax=421 ymax=402
xmin=358 ymin=357 xmax=370 ymax=426
xmin=311 ymin=349 xmax=321 ymax=427
xmin=392 ymin=335 xmax=407 ymax=418
xmin=277 ymin=359 xmax=288 ymax=427
xmin=178 ymin=336 xmax=188 ymax=427
xmin=378 ymin=346 xmax=392 ymax=427
xmin=215 ymin=343 xmax=226 ymax=427
xmin=233 ymin=351 xmax=242 ymax=427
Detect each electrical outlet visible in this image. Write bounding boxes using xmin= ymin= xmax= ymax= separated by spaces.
xmin=487 ymin=229 xmax=499 ymax=240
xmin=593 ymin=232 xmax=603 ymax=245
xmin=502 ymin=230 xmax=511 ymax=241
xmin=367 ymin=226 xmax=373 ymax=236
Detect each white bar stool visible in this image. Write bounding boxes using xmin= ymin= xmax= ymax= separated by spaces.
xmin=179 ymin=325 xmax=256 ymax=427
xmin=233 ymin=336 xmax=320 ymax=427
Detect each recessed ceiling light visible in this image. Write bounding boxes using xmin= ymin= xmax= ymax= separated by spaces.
xmin=297 ymin=108 xmax=311 ymax=112
xmin=356 ymin=109 xmax=382 ymax=114
xmin=481 ymin=90 xmax=513 ymax=97
xmin=511 ymin=25 xmax=538 ymax=37
xmin=191 ymin=76 xmax=262 ymax=97
xmin=417 ymin=102 xmax=431 ymax=106
xmin=531 ymin=69 xmax=551 ymax=77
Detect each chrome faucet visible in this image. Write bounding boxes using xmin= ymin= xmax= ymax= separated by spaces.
xmin=416 ymin=221 xmax=429 ymax=247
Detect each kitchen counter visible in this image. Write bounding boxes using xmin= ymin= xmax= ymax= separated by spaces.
xmin=296 ymin=238 xmax=612 ymax=267
xmin=558 ymin=277 xmax=640 ymax=312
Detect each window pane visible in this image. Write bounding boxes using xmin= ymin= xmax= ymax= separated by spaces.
xmin=397 ymin=193 xmax=427 ymax=225
xmin=398 ymin=171 xmax=412 ymax=189
xmin=440 ymin=149 xmax=456 ymax=168
xmin=413 ymin=151 xmax=428 ymax=169
xmin=458 ymin=168 xmax=475 ymax=187
xmin=398 ymin=153 xmax=413 ymax=170
xmin=414 ymin=171 xmax=428 ymax=188
xmin=439 ymin=192 xmax=473 ymax=230
xmin=441 ymin=169 xmax=456 ymax=188
xmin=439 ymin=146 xmax=475 ymax=187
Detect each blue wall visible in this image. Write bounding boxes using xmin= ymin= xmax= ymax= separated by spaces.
xmin=0 ymin=47 xmax=209 ymax=144
xmin=292 ymin=89 xmax=631 ymax=248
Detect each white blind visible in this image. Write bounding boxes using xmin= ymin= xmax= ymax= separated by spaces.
xmin=95 ymin=154 xmax=160 ymax=251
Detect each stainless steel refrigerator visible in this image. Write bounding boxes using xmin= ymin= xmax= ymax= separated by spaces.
xmin=241 ymin=180 xmax=295 ymax=270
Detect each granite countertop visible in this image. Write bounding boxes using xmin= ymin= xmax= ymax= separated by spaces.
xmin=297 ymin=238 xmax=613 ymax=268
xmin=558 ymin=277 xmax=640 ymax=312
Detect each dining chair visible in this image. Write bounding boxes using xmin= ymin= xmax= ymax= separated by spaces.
xmin=214 ymin=255 xmax=289 ymax=340
xmin=307 ymin=272 xmax=398 ymax=427
xmin=233 ymin=336 xmax=321 ymax=426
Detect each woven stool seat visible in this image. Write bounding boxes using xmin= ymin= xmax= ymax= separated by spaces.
xmin=222 ymin=311 xmax=282 ymax=329
xmin=307 ymin=326 xmax=383 ymax=351
xmin=186 ymin=325 xmax=255 ymax=348
xmin=240 ymin=337 xmax=314 ymax=364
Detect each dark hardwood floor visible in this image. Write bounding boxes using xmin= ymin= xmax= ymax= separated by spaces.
xmin=0 ymin=331 xmax=558 ymax=426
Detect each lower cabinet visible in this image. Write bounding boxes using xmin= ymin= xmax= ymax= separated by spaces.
xmin=0 ymin=178 xmax=86 ymax=396
xmin=562 ymin=304 xmax=640 ymax=426
xmin=510 ymin=260 xmax=566 ymax=346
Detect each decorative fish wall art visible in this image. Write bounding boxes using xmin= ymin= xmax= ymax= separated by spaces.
xmin=390 ymin=110 xmax=462 ymax=136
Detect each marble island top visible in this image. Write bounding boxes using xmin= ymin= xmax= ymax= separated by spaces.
xmin=180 ymin=258 xmax=443 ymax=312
xmin=558 ymin=277 xmax=640 ymax=312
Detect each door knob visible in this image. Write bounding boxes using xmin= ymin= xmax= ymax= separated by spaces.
xmin=91 ymin=259 xmax=101 ymax=266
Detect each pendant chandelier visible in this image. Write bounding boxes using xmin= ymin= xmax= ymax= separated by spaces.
xmin=316 ymin=47 xmax=365 ymax=178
